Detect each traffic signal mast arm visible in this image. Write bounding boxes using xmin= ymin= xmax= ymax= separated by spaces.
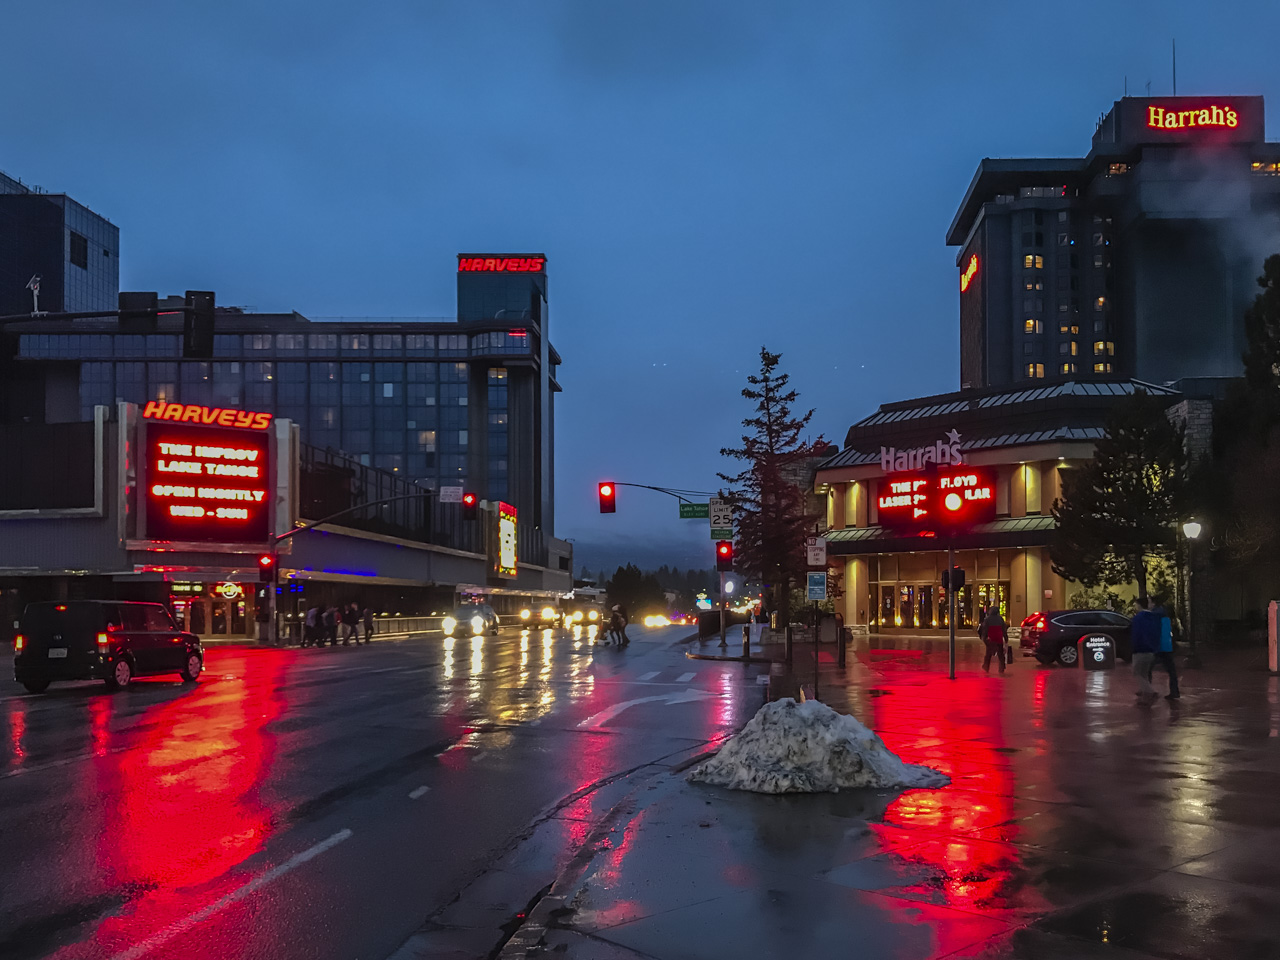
xmin=597 ymin=481 xmax=718 ymax=506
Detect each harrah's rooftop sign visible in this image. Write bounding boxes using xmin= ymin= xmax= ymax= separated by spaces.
xmin=881 ymin=430 xmax=964 ymax=473
xmin=1147 ymin=104 xmax=1238 ymax=130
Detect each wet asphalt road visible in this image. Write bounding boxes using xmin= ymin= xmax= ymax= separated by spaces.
xmin=0 ymin=625 xmax=767 ymax=960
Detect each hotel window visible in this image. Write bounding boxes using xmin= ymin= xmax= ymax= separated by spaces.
xmin=341 ymin=333 xmax=369 ymax=353
xmin=69 ymin=231 xmax=89 ymax=269
xmin=1025 ymin=363 xmax=1045 ymax=379
xmin=245 ymin=334 xmax=273 ymax=352
xmin=308 ymin=333 xmax=338 ymax=353
xmin=1024 ymin=319 xmax=1042 ymax=334
xmin=1093 ymin=362 xmax=1113 ymax=374
xmin=1058 ymin=233 xmax=1070 ymax=246
xmin=1108 ymin=163 xmax=1130 ymax=175
xmin=1058 ymin=342 xmax=1078 ymax=356
xmin=1058 ymin=211 xmax=1068 ymax=223
xmin=373 ymin=333 xmax=403 ymax=354
xmin=1093 ymin=233 xmax=1106 ymax=246
xmin=1252 ymin=162 xmax=1280 ymax=175
xmin=275 ymin=333 xmax=305 ymax=354
xmin=405 ymin=334 xmax=435 ymax=356
xmin=1060 ymin=362 xmax=1075 ymax=374
xmin=1024 ymin=278 xmax=1043 ymax=292
xmin=1023 ymin=255 xmax=1044 ymax=269
xmin=1093 ymin=340 xmax=1115 ymax=356
xmin=1094 ymin=296 xmax=1106 ymax=312
xmin=1059 ymin=321 xmax=1079 ymax=335
xmin=1023 ymin=343 xmax=1036 ymax=356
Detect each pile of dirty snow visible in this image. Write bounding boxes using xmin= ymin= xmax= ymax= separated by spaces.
xmin=689 ymin=698 xmax=948 ymax=794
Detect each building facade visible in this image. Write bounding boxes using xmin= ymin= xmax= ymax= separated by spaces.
xmin=0 ymin=169 xmax=119 ymax=318
xmin=815 ymin=380 xmax=1181 ymax=633
xmin=2 ymin=254 xmax=561 ymax=533
xmin=948 ymin=96 xmax=1280 ymax=389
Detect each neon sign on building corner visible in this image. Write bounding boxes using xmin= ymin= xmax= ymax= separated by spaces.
xmin=143 ymin=400 xmax=273 ymax=431
xmin=960 ymin=254 xmax=979 ymax=292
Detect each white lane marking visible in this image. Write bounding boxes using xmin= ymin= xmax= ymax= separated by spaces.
xmin=675 ymin=672 xmax=696 ymax=684
xmin=107 ymin=828 xmax=353 ymax=960
xmin=577 ymin=689 xmax=715 ymax=729
xmin=408 ymin=785 xmax=430 ymax=800
xmin=637 ymin=671 xmax=660 ymax=682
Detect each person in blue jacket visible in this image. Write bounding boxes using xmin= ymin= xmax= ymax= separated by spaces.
xmin=1130 ymin=599 xmax=1159 ymax=700
xmin=1150 ymin=602 xmax=1180 ymax=700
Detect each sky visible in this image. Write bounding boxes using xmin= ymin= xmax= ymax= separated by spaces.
xmin=3 ymin=1 xmax=1279 ymax=573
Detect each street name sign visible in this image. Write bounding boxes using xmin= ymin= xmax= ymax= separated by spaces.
xmin=679 ymin=502 xmax=710 ymax=519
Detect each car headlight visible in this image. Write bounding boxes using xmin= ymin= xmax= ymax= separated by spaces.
xmin=541 ymin=606 xmax=556 ymax=620
xmin=471 ymin=615 xmax=485 ymax=634
xmin=588 ymin=610 xmax=598 ymax=621
xmin=573 ymin=611 xmax=583 ymax=621
xmin=442 ymin=617 xmax=457 ymax=634
xmin=520 ymin=609 xmax=531 ymax=620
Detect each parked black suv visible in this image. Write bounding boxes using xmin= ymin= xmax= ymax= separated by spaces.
xmin=1020 ymin=609 xmax=1132 ymax=666
xmin=13 ymin=601 xmax=203 ymax=693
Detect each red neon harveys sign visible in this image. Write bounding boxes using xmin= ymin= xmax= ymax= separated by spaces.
xmin=457 ymin=256 xmax=546 ymax=273
xmin=143 ymin=400 xmax=273 ymax=431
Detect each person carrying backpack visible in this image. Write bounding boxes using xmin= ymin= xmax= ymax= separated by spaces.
xmin=979 ymin=606 xmax=1007 ymax=673
xmin=1150 ymin=602 xmax=1180 ymax=700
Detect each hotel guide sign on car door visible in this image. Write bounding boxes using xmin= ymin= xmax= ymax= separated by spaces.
xmin=139 ymin=401 xmax=274 ymax=543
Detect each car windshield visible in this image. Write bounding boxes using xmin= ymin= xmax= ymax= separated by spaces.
xmin=452 ymin=607 xmax=487 ymax=620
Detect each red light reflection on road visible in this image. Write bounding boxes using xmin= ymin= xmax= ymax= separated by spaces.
xmin=871 ymin=675 xmax=1022 ymax=927
xmin=88 ymin=656 xmax=291 ymax=950
xmin=6 ymin=703 xmax=26 ymax=766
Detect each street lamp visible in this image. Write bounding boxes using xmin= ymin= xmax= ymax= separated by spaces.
xmin=724 ymin=581 xmax=735 ymax=594
xmin=1182 ymin=519 xmax=1203 ymax=666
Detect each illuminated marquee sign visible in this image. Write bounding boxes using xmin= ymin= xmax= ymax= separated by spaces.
xmin=1147 ymin=104 xmax=1238 ymax=130
xmin=881 ymin=430 xmax=964 ymax=474
xmin=457 ymin=256 xmax=546 ymax=273
xmin=497 ymin=502 xmax=518 ymax=578
xmin=143 ymin=421 xmax=272 ymax=543
xmin=143 ymin=400 xmax=273 ymax=431
xmin=877 ymin=464 xmax=997 ymax=532
xmin=960 ymin=254 xmax=979 ymax=292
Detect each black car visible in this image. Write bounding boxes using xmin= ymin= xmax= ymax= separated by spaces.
xmin=442 ymin=604 xmax=500 ymax=637
xmin=1020 ymin=609 xmax=1132 ymax=666
xmin=14 ymin=600 xmax=204 ymax=693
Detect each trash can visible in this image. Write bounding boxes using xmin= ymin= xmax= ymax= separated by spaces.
xmin=1081 ymin=634 xmax=1116 ymax=670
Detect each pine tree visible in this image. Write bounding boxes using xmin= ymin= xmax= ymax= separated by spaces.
xmin=718 ymin=347 xmax=825 ymax=625
xmin=1051 ymin=390 xmax=1189 ymax=602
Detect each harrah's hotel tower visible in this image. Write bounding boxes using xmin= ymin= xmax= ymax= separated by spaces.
xmin=948 ymin=95 xmax=1280 ymax=388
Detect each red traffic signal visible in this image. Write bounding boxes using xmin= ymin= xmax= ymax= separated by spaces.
xmin=258 ymin=553 xmax=276 ymax=583
xmin=598 ymin=482 xmax=616 ymax=514
xmin=715 ymin=540 xmax=733 ymax=572
xmin=462 ymin=492 xmax=478 ymax=519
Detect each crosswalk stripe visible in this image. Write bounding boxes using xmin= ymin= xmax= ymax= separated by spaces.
xmin=675 ymin=671 xmax=696 ymax=684
xmin=638 ymin=671 xmax=660 ymax=682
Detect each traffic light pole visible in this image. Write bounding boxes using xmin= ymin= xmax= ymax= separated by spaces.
xmin=948 ymin=542 xmax=956 ymax=680
xmin=719 ymin=571 xmax=728 ymax=647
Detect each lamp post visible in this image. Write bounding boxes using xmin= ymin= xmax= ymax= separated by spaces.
xmin=1182 ymin=519 xmax=1203 ymax=667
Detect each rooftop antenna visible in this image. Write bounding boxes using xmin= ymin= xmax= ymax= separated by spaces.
xmin=1125 ymin=75 xmax=1128 ymax=97
xmin=25 ymin=275 xmax=42 ymax=316
xmin=1172 ymin=39 xmax=1177 ymax=96
xmin=1146 ymin=80 xmax=1151 ymax=97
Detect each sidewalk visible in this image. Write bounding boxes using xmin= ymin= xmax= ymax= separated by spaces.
xmin=505 ymin=641 xmax=1280 ymax=959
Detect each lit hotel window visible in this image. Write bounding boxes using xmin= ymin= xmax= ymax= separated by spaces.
xmin=1059 ymin=341 xmax=1079 ymax=356
xmin=1059 ymin=322 xmax=1079 ymax=335
xmin=1094 ymin=296 xmax=1106 ymax=311
xmin=1023 ymin=255 xmax=1045 ymax=269
xmin=1094 ymin=362 xmax=1113 ymax=374
xmin=1025 ymin=363 xmax=1045 ymax=379
xmin=1060 ymin=362 xmax=1075 ymax=374
xmin=1024 ymin=319 xmax=1042 ymax=334
xmin=1252 ymin=162 xmax=1280 ymax=175
xmin=1025 ymin=278 xmax=1043 ymax=291
xmin=1093 ymin=340 xmax=1115 ymax=356
xmin=1108 ymin=163 xmax=1130 ymax=175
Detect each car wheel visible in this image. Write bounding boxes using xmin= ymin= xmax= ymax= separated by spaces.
xmin=1057 ymin=643 xmax=1079 ymax=667
xmin=104 ymin=657 xmax=133 ymax=690
xmin=21 ymin=679 xmax=50 ymax=694
xmin=179 ymin=652 xmax=203 ymax=682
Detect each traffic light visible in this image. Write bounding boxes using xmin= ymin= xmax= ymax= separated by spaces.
xmin=598 ymin=482 xmax=616 ymax=514
xmin=258 ymin=553 xmax=277 ymax=583
xmin=462 ymin=492 xmax=478 ymax=520
xmin=941 ymin=566 xmax=965 ymax=591
xmin=715 ymin=540 xmax=733 ymax=572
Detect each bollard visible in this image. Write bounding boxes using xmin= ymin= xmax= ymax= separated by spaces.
xmin=742 ymin=624 xmax=750 ymax=657
xmin=785 ymin=625 xmax=793 ymax=664
xmin=837 ymin=626 xmax=847 ymax=667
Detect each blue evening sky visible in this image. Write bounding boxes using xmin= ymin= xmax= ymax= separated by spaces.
xmin=2 ymin=2 xmax=1277 ymax=570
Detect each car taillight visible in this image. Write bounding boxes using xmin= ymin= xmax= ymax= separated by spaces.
xmin=96 ymin=632 xmax=110 ymax=649
xmin=14 ymin=634 xmax=24 ymax=652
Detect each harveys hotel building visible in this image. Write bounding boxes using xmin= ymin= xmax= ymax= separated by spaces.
xmin=816 ymin=95 xmax=1280 ymax=635
xmin=0 ymin=238 xmax=570 ymax=639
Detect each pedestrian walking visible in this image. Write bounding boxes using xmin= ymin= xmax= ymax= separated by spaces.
xmin=362 ymin=606 xmax=374 ymax=644
xmin=1130 ymin=599 xmax=1159 ymax=701
xmin=615 ymin=604 xmax=631 ymax=646
xmin=303 ymin=604 xmax=320 ymax=647
xmin=1150 ymin=601 xmax=1181 ymax=700
xmin=980 ymin=606 xmax=1007 ymax=673
xmin=322 ymin=605 xmax=338 ymax=647
xmin=341 ymin=603 xmax=359 ymax=645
